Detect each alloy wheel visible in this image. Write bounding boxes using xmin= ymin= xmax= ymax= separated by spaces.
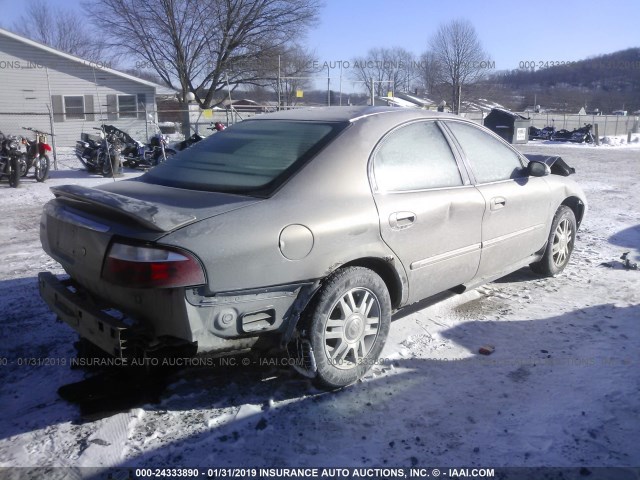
xmin=323 ymin=287 xmax=381 ymax=369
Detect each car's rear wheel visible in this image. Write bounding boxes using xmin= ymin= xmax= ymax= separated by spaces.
xmin=303 ymin=267 xmax=391 ymax=389
xmin=531 ymin=205 xmax=576 ymax=276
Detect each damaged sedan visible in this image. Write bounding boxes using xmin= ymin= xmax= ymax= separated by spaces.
xmin=38 ymin=106 xmax=586 ymax=388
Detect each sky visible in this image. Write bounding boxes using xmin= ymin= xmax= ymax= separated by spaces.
xmin=305 ymin=0 xmax=640 ymax=69
xmin=1 ymin=0 xmax=639 ymax=92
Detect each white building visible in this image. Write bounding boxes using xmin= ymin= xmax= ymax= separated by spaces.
xmin=0 ymin=27 xmax=176 ymax=150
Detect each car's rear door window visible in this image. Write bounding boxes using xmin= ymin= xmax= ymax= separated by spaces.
xmin=373 ymin=121 xmax=463 ymax=192
xmin=445 ymin=121 xmax=525 ymax=184
xmin=144 ymin=120 xmax=346 ymax=195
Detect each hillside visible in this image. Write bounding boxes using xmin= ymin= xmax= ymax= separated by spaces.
xmin=491 ymin=48 xmax=640 ymax=113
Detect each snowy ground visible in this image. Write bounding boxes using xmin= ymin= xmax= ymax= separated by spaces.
xmin=0 ymin=142 xmax=639 ymax=477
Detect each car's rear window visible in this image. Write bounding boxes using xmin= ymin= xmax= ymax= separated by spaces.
xmin=142 ymin=120 xmax=347 ymax=195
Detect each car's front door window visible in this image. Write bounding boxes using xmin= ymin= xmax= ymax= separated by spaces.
xmin=446 ymin=121 xmax=525 ymax=184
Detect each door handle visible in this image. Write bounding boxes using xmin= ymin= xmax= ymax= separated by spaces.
xmin=389 ymin=211 xmax=416 ymax=229
xmin=490 ymin=197 xmax=506 ymax=210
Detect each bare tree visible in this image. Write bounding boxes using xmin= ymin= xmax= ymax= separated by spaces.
xmin=351 ymin=47 xmax=418 ymax=102
xmin=417 ymin=50 xmax=442 ymax=96
xmin=429 ymin=19 xmax=488 ymax=113
xmin=13 ymin=0 xmax=107 ymax=61
xmin=87 ymin=0 xmax=321 ymax=110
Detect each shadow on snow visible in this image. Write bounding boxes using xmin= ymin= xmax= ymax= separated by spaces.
xmin=1 ymin=272 xmax=638 ymax=468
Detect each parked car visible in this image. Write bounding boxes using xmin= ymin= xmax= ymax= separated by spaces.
xmin=38 ymin=107 xmax=587 ymax=388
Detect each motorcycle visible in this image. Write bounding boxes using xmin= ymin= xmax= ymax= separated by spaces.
xmin=0 ymin=132 xmax=25 ymax=188
xmin=100 ymin=125 xmax=177 ymax=168
xmin=175 ymin=132 xmax=204 ymax=151
xmin=173 ymin=122 xmax=226 ymax=151
xmin=146 ymin=132 xmax=176 ymax=165
xmin=552 ymin=124 xmax=594 ymax=143
xmin=528 ymin=125 xmax=556 ymax=141
xmin=20 ymin=127 xmax=52 ymax=182
xmin=75 ymin=127 xmax=122 ymax=176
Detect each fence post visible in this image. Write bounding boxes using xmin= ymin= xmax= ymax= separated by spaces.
xmin=615 ymin=115 xmax=619 ymax=136
xmin=144 ymin=105 xmax=149 ymax=142
xmin=594 ymin=124 xmax=600 ymax=145
xmin=604 ymin=115 xmax=608 ymax=136
xmin=46 ymin=105 xmax=58 ymax=171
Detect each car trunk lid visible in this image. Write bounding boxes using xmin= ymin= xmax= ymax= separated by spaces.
xmin=50 ymin=182 xmax=261 ymax=233
xmin=41 ymin=182 xmax=261 ymax=299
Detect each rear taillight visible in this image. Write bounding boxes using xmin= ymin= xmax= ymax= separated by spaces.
xmin=102 ymin=242 xmax=205 ymax=288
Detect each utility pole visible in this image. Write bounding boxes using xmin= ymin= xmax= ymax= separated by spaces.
xmin=327 ymin=65 xmax=330 ymax=106
xmin=277 ymin=55 xmax=281 ymax=110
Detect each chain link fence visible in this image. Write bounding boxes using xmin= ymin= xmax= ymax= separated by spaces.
xmin=523 ymin=112 xmax=639 ymax=137
xmin=459 ymin=110 xmax=640 ymax=137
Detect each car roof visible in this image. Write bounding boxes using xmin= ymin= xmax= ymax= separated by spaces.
xmin=247 ymin=106 xmax=461 ymax=123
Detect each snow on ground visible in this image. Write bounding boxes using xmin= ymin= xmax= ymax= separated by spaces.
xmin=529 ymin=133 xmax=640 ymax=149
xmin=0 ymin=144 xmax=639 ymax=475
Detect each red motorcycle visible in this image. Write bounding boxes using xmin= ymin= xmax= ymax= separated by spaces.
xmin=21 ymin=127 xmax=52 ymax=182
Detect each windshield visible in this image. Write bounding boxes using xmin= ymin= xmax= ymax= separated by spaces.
xmin=142 ymin=120 xmax=347 ymax=195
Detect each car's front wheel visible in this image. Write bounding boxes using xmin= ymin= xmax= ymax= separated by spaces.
xmin=531 ymin=205 xmax=577 ymax=276
xmin=303 ymin=267 xmax=391 ymax=389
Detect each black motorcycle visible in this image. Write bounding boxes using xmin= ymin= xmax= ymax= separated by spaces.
xmin=100 ymin=125 xmax=177 ymax=169
xmin=175 ymin=132 xmax=204 ymax=151
xmin=0 ymin=132 xmax=25 ymax=188
xmin=552 ymin=124 xmax=594 ymax=143
xmin=528 ymin=125 xmax=556 ymax=141
xmin=75 ymin=128 xmax=122 ymax=176
xmin=145 ymin=132 xmax=176 ymax=165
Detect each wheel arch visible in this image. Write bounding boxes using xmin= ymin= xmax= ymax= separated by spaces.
xmin=282 ymin=256 xmax=405 ymax=347
xmin=339 ymin=257 xmax=405 ymax=309
xmin=561 ymin=196 xmax=585 ymax=228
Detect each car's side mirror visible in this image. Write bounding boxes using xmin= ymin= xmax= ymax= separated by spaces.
xmin=528 ymin=160 xmax=550 ymax=177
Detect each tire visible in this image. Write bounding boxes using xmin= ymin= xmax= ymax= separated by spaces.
xmin=19 ymin=158 xmax=28 ymax=177
xmin=101 ymin=153 xmax=113 ymax=177
xmin=125 ymin=158 xmax=139 ymax=169
xmin=302 ymin=267 xmax=391 ymax=389
xmin=34 ymin=154 xmax=50 ymax=182
xmin=530 ymin=205 xmax=577 ymax=276
xmin=8 ymin=157 xmax=20 ymax=188
xmin=154 ymin=148 xmax=176 ymax=165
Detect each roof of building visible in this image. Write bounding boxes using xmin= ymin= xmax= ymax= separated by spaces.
xmin=0 ymin=27 xmax=178 ymax=96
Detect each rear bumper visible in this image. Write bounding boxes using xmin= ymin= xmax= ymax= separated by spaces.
xmin=38 ymin=271 xmax=313 ymax=358
xmin=38 ymin=271 xmax=130 ymax=357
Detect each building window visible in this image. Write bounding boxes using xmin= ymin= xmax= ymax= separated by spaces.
xmin=118 ymin=95 xmax=137 ymax=118
xmin=64 ymin=96 xmax=85 ymax=120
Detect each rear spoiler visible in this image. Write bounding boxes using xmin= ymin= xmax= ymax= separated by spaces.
xmin=50 ymin=184 xmax=195 ymax=232
xmin=523 ymin=154 xmax=575 ymax=176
